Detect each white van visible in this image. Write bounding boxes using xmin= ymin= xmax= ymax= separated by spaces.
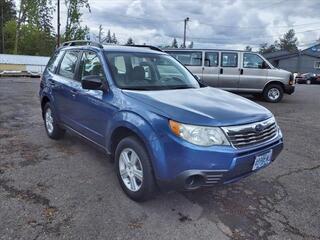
xmin=165 ymin=49 xmax=295 ymax=102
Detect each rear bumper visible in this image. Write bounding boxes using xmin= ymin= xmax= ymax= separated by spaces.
xmin=284 ymin=85 xmax=295 ymax=94
xmin=157 ymin=138 xmax=283 ymax=191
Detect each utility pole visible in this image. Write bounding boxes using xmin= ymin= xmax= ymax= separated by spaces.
xmin=1 ymin=3 xmax=4 ymax=53
xmin=57 ymin=0 xmax=60 ymax=47
xmin=183 ymin=17 xmax=189 ymax=48
xmin=98 ymin=25 xmax=103 ymax=43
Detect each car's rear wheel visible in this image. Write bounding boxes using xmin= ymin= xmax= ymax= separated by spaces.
xmin=43 ymin=103 xmax=65 ymax=139
xmin=115 ymin=136 xmax=156 ymax=201
xmin=306 ymin=80 xmax=311 ymax=85
xmin=263 ymin=84 xmax=284 ymax=103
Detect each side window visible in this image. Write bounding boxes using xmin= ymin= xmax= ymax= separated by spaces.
xmin=80 ymin=51 xmax=104 ymax=80
xmin=314 ymin=61 xmax=320 ymax=69
xmin=243 ymin=53 xmax=265 ymax=69
xmin=58 ymin=51 xmax=79 ymax=79
xmin=47 ymin=51 xmax=64 ymax=73
xmin=204 ymin=52 xmax=218 ymax=67
xmin=221 ymin=52 xmax=238 ymax=67
xmin=168 ymin=51 xmax=202 ymax=66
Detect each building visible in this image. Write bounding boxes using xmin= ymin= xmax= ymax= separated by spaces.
xmin=263 ymin=43 xmax=320 ymax=74
xmin=0 ymin=54 xmax=50 ymax=75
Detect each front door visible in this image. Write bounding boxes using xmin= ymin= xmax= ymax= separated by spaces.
xmin=202 ymin=51 xmax=219 ymax=87
xmin=239 ymin=53 xmax=268 ymax=91
xmin=73 ymin=50 xmax=113 ymax=145
xmin=218 ymin=52 xmax=240 ymax=90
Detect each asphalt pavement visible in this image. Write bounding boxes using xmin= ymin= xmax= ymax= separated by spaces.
xmin=0 ymin=77 xmax=319 ymax=240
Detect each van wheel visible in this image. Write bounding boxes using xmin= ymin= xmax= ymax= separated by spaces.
xmin=263 ymin=84 xmax=284 ymax=103
xmin=115 ymin=136 xmax=156 ymax=202
xmin=43 ymin=103 xmax=65 ymax=139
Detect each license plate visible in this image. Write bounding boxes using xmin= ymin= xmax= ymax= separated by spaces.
xmin=252 ymin=150 xmax=272 ymax=171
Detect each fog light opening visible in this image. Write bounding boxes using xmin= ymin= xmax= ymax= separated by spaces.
xmin=185 ymin=175 xmax=205 ymax=189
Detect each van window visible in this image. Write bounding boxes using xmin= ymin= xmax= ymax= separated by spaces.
xmin=221 ymin=52 xmax=238 ymax=67
xmin=58 ymin=51 xmax=79 ymax=79
xmin=167 ymin=51 xmax=202 ymax=66
xmin=204 ymin=52 xmax=218 ymax=67
xmin=243 ymin=53 xmax=264 ymax=69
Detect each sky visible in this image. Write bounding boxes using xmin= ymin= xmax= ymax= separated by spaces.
xmin=23 ymin=0 xmax=320 ymax=50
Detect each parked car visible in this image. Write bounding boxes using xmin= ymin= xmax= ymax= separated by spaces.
xmin=40 ymin=41 xmax=283 ymax=201
xmin=165 ymin=49 xmax=295 ymax=103
xmin=296 ymin=73 xmax=320 ymax=84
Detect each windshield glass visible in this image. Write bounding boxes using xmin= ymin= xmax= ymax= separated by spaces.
xmin=104 ymin=52 xmax=200 ymax=90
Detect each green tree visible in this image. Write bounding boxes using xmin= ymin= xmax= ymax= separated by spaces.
xmin=64 ymin=0 xmax=90 ymax=41
xmin=126 ymin=37 xmax=134 ymax=45
xmin=245 ymin=45 xmax=252 ymax=52
xmin=171 ymin=38 xmax=178 ymax=48
xmin=278 ymin=29 xmax=298 ymax=52
xmin=259 ymin=42 xmax=279 ymax=54
xmin=0 ymin=0 xmax=16 ymax=53
xmin=105 ymin=29 xmax=112 ymax=43
xmin=111 ymin=33 xmax=118 ymax=44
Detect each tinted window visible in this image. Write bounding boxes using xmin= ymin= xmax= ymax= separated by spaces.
xmin=221 ymin=52 xmax=238 ymax=67
xmin=243 ymin=53 xmax=264 ymax=69
xmin=168 ymin=51 xmax=202 ymax=66
xmin=105 ymin=52 xmax=200 ymax=90
xmin=204 ymin=52 xmax=218 ymax=67
xmin=315 ymin=61 xmax=320 ymax=69
xmin=47 ymin=51 xmax=64 ymax=73
xmin=79 ymin=51 xmax=104 ymax=80
xmin=58 ymin=51 xmax=79 ymax=79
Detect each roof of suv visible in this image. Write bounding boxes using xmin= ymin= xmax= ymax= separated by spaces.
xmin=60 ymin=41 xmax=165 ymax=54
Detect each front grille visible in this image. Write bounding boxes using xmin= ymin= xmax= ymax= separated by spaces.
xmin=222 ymin=117 xmax=278 ymax=148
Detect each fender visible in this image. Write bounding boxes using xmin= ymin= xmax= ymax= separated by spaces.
xmin=106 ymin=110 xmax=168 ymax=180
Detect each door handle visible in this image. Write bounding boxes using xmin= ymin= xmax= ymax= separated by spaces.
xmin=220 ymin=68 xmax=223 ymax=74
xmin=240 ymin=69 xmax=244 ymax=75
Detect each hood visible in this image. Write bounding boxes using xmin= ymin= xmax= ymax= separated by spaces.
xmin=123 ymin=87 xmax=272 ymax=126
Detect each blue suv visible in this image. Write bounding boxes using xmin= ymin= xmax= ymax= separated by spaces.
xmin=40 ymin=41 xmax=283 ymax=201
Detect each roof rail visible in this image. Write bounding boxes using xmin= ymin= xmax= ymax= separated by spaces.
xmin=62 ymin=40 xmax=103 ymax=49
xmin=127 ymin=45 xmax=163 ymax=52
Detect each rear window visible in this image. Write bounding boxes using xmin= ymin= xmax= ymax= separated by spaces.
xmin=167 ymin=51 xmax=202 ymax=66
xmin=58 ymin=51 xmax=79 ymax=79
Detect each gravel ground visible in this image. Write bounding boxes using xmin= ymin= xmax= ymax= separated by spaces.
xmin=0 ymin=77 xmax=319 ymax=240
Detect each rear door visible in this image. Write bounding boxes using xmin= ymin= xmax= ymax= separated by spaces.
xmin=219 ymin=52 xmax=240 ymax=90
xmin=202 ymin=51 xmax=219 ymax=87
xmin=166 ymin=51 xmax=203 ymax=79
xmin=239 ymin=52 xmax=268 ymax=91
xmin=55 ymin=50 xmax=81 ymax=126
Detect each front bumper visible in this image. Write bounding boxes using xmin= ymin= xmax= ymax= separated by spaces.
xmin=157 ymin=137 xmax=283 ymax=191
xmin=284 ymin=85 xmax=295 ymax=94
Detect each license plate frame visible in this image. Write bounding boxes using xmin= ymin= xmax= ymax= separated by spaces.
xmin=252 ymin=150 xmax=273 ymax=171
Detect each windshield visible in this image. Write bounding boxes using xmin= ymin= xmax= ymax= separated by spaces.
xmin=104 ymin=52 xmax=200 ymax=90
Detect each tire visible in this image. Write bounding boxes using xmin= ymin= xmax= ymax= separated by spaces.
xmin=43 ymin=102 xmax=65 ymax=139
xmin=115 ymin=136 xmax=156 ymax=201
xmin=306 ymin=80 xmax=311 ymax=85
xmin=263 ymin=84 xmax=284 ymax=103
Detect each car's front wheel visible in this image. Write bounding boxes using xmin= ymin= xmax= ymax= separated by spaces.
xmin=263 ymin=84 xmax=284 ymax=103
xmin=115 ymin=136 xmax=156 ymax=201
xmin=43 ymin=102 xmax=65 ymax=139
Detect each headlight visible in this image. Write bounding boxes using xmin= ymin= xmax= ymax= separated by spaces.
xmin=169 ymin=120 xmax=230 ymax=146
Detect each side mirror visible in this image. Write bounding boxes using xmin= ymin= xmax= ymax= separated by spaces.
xmin=81 ymin=75 xmax=106 ymax=91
